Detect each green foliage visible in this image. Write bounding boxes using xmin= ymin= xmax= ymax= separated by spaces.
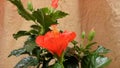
xmin=95 ymin=46 xmax=110 ymax=54
xmin=24 ymin=36 xmax=37 ymax=55
xmin=8 ymin=0 xmax=111 ymax=68
xmin=73 ymin=30 xmax=111 ymax=68
xmin=51 ymin=10 xmax=69 ymax=20
xmin=13 ymin=31 xmax=30 ymax=40
xmin=32 ymin=8 xmax=68 ymax=33
xmin=8 ymin=36 xmax=37 ymax=57
xmin=96 ymin=56 xmax=111 ymax=68
xmin=30 ymin=25 xmax=41 ymax=31
xmin=81 ymin=54 xmax=97 ymax=68
xmin=9 ymin=0 xmax=68 ymax=34
xmin=14 ymin=57 xmax=38 ymax=68
xmin=8 ymin=48 xmax=26 ymax=57
xmin=85 ymin=42 xmax=97 ymax=49
xmin=52 ymin=63 xmax=63 ymax=68
xmin=81 ymin=46 xmax=111 ymax=68
xmin=64 ymin=56 xmax=79 ymax=68
xmin=8 ymin=0 xmax=35 ymax=21
xmin=9 ymin=35 xmax=54 ymax=68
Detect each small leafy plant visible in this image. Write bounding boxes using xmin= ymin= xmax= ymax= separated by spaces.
xmin=8 ymin=0 xmax=111 ymax=68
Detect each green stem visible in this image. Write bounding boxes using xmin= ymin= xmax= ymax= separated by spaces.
xmin=58 ymin=52 xmax=64 ymax=68
xmin=39 ymin=25 xmax=45 ymax=35
xmin=34 ymin=20 xmax=45 ymax=35
xmin=81 ymin=38 xmax=84 ymax=48
xmin=34 ymin=20 xmax=39 ymax=25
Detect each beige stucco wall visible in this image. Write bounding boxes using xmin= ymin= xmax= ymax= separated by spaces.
xmin=0 ymin=0 xmax=120 ymax=68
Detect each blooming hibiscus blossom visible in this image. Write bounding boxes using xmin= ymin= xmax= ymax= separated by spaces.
xmin=36 ymin=25 xmax=76 ymax=57
xmin=51 ymin=0 xmax=59 ymax=8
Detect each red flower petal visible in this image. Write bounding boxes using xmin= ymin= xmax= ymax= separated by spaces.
xmin=36 ymin=31 xmax=76 ymax=57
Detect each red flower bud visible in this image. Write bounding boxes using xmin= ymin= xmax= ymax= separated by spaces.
xmin=51 ymin=0 xmax=59 ymax=8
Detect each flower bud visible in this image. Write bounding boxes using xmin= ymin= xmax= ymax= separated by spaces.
xmin=51 ymin=0 xmax=59 ymax=9
xmin=81 ymin=31 xmax=85 ymax=39
xmin=88 ymin=29 xmax=95 ymax=41
xmin=27 ymin=1 xmax=33 ymax=11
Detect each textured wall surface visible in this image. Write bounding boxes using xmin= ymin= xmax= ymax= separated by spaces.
xmin=0 ymin=0 xmax=4 ymax=46
xmin=0 ymin=0 xmax=120 ymax=68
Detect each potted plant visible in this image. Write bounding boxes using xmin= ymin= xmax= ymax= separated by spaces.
xmin=8 ymin=0 xmax=111 ymax=68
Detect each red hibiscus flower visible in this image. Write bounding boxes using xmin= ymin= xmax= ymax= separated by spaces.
xmin=36 ymin=25 xmax=76 ymax=57
xmin=51 ymin=0 xmax=59 ymax=8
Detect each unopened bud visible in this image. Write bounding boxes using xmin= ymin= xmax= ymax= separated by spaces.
xmin=88 ymin=29 xmax=95 ymax=41
xmin=81 ymin=31 xmax=85 ymax=39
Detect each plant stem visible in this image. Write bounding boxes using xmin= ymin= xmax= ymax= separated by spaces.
xmin=59 ymin=52 xmax=64 ymax=68
xmin=39 ymin=25 xmax=45 ymax=35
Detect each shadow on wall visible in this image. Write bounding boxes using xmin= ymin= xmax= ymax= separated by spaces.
xmin=79 ymin=0 xmax=120 ymax=68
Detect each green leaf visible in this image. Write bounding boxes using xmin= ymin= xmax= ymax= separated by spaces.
xmin=31 ymin=47 xmax=41 ymax=57
xmin=71 ymin=40 xmax=78 ymax=45
xmin=30 ymin=25 xmax=41 ymax=35
xmin=8 ymin=48 xmax=26 ymax=57
xmin=95 ymin=46 xmax=110 ymax=54
xmin=52 ymin=62 xmax=63 ymax=68
xmin=41 ymin=7 xmax=51 ymax=15
xmin=17 ymin=9 xmax=35 ymax=21
xmin=32 ymin=8 xmax=57 ymax=24
xmin=24 ymin=43 xmax=36 ymax=55
xmin=85 ymin=42 xmax=97 ymax=49
xmin=9 ymin=0 xmax=35 ymax=21
xmin=27 ymin=1 xmax=34 ymax=11
xmin=64 ymin=56 xmax=79 ymax=68
xmin=65 ymin=47 xmax=76 ymax=57
xmin=51 ymin=10 xmax=68 ymax=20
xmin=14 ymin=56 xmax=38 ymax=68
xmin=32 ymin=9 xmax=46 ymax=24
xmin=81 ymin=54 xmax=97 ymax=68
xmin=13 ymin=31 xmax=30 ymax=40
xmin=74 ymin=45 xmax=82 ymax=54
xmin=29 ymin=30 xmax=38 ymax=35
xmin=24 ymin=36 xmax=37 ymax=55
xmin=32 ymin=9 xmax=57 ymax=32
xmin=30 ymin=25 xmax=41 ymax=31
xmin=96 ymin=56 xmax=111 ymax=68
xmin=81 ymin=53 xmax=111 ymax=68
xmin=44 ymin=15 xmax=57 ymax=27
xmin=8 ymin=0 xmax=24 ymax=9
